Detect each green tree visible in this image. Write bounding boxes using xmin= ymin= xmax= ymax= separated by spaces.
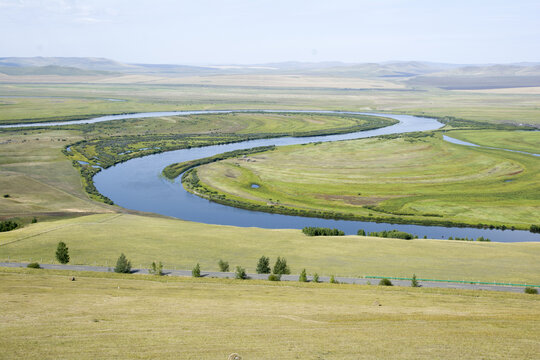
xmin=114 ymin=253 xmax=131 ymax=273
xmin=55 ymin=241 xmax=70 ymax=264
xmin=192 ymin=263 xmax=201 ymax=277
xmin=218 ymin=259 xmax=229 ymax=272
xmin=272 ymin=257 xmax=290 ymax=275
xmin=149 ymin=261 xmax=163 ymax=276
xmin=312 ymin=273 xmax=319 ymax=283
xmin=524 ymin=287 xmax=538 ymax=294
xmin=235 ymin=266 xmax=247 ymax=280
xmin=299 ymin=268 xmax=308 ymax=282
xmin=256 ymin=256 xmax=271 ymax=274
xmin=411 ymin=274 xmax=419 ymax=287
xmin=357 ymin=229 xmax=366 ymax=236
xmin=329 ymin=275 xmax=339 ymax=284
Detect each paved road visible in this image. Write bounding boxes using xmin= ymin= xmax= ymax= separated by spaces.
xmin=0 ymin=262 xmax=532 ymax=294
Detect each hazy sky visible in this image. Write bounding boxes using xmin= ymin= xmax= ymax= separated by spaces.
xmin=1 ymin=0 xmax=539 ymax=64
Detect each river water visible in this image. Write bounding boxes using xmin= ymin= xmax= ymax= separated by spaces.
xmin=74 ymin=110 xmax=537 ymax=242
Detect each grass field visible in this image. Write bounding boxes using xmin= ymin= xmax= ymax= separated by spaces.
xmin=1 ymin=81 xmax=540 ymax=126
xmin=0 ymin=268 xmax=538 ymax=359
xmin=0 ymin=128 xmax=113 ymax=220
xmin=1 ymin=213 xmax=539 ymax=284
xmin=191 ymin=132 xmax=540 ymax=229
xmin=448 ymin=129 xmax=540 ymax=154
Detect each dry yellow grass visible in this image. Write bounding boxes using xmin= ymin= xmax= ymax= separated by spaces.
xmin=0 ymin=268 xmax=538 ymax=359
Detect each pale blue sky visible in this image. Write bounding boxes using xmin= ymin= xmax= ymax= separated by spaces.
xmin=1 ymin=0 xmax=539 ymax=64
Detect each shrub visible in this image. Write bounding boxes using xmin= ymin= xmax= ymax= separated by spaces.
xmin=3 ymin=194 xmax=9 ymax=198
xmin=149 ymin=261 xmax=164 ymax=276
xmin=379 ymin=278 xmax=393 ymax=286
xmin=114 ymin=253 xmax=132 ymax=273
xmin=368 ymin=229 xmax=413 ymax=240
xmin=0 ymin=220 xmax=19 ymax=232
xmin=312 ymin=273 xmax=319 ymax=283
xmin=302 ymin=227 xmax=345 ymax=236
xmin=524 ymin=287 xmax=538 ymax=294
xmin=27 ymin=262 xmax=41 ymax=269
xmin=256 ymin=256 xmax=271 ymax=274
xmin=357 ymin=229 xmax=366 ymax=236
xmin=31 ymin=217 xmax=38 ymax=224
xmin=235 ymin=266 xmax=247 ymax=280
xmin=299 ymin=268 xmax=308 ymax=282
xmin=329 ymin=275 xmax=339 ymax=284
xmin=411 ymin=274 xmax=419 ymax=287
xmin=218 ymin=259 xmax=230 ymax=272
xmin=55 ymin=241 xmax=70 ymax=264
xmin=192 ymin=263 xmax=201 ymax=277
xmin=273 ymin=257 xmax=290 ymax=275
xmin=268 ymin=273 xmax=281 ymax=281
xmin=530 ymin=224 xmax=540 ymax=234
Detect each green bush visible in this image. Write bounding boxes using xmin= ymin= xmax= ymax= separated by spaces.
xmin=55 ymin=241 xmax=70 ymax=264
xmin=0 ymin=220 xmax=19 ymax=232
xmin=411 ymin=274 xmax=419 ymax=287
xmin=268 ymin=273 xmax=281 ymax=281
xmin=329 ymin=275 xmax=339 ymax=284
xmin=368 ymin=229 xmax=414 ymax=240
xmin=379 ymin=278 xmax=393 ymax=286
xmin=524 ymin=287 xmax=538 ymax=294
xmin=149 ymin=261 xmax=164 ymax=276
xmin=27 ymin=262 xmax=41 ymax=269
xmin=235 ymin=266 xmax=247 ymax=280
xmin=273 ymin=257 xmax=290 ymax=275
xmin=218 ymin=259 xmax=229 ymax=272
xmin=114 ymin=253 xmax=132 ymax=273
xmin=31 ymin=217 xmax=38 ymax=224
xmin=256 ymin=256 xmax=271 ymax=274
xmin=312 ymin=273 xmax=319 ymax=283
xmin=302 ymin=227 xmax=345 ymax=236
xmin=299 ymin=269 xmax=308 ymax=282
xmin=192 ymin=263 xmax=201 ymax=277
xmin=357 ymin=229 xmax=366 ymax=236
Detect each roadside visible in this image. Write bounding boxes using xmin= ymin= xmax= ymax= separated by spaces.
xmin=1 ymin=262 xmax=534 ymax=294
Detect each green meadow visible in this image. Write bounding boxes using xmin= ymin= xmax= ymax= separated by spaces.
xmin=1 ymin=213 xmax=539 ymax=284
xmin=190 ymin=132 xmax=540 ymax=229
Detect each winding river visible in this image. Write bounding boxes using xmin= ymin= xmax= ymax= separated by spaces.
xmin=3 ymin=110 xmax=538 ymax=242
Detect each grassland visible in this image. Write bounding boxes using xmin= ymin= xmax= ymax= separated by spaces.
xmin=2 ymin=213 xmax=540 ymax=284
xmin=1 ymin=81 xmax=540 ymax=126
xmin=0 ymin=268 xmax=539 ymax=359
xmin=190 ymin=132 xmax=540 ymax=229
xmin=0 ymin=112 xmax=394 ymax=217
xmin=448 ymin=129 xmax=540 ymax=154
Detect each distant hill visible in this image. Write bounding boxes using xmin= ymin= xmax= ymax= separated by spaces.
xmin=408 ymin=64 xmax=540 ymax=89
xmin=1 ymin=57 xmax=539 ymax=89
xmin=0 ymin=65 xmax=114 ymax=76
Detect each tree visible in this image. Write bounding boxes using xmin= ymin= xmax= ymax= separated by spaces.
xmin=235 ymin=266 xmax=247 ymax=280
xmin=114 ymin=253 xmax=132 ymax=273
xmin=299 ymin=268 xmax=308 ymax=282
xmin=357 ymin=229 xmax=366 ymax=236
xmin=218 ymin=259 xmax=229 ymax=272
xmin=55 ymin=241 xmax=70 ymax=264
xmin=312 ymin=273 xmax=319 ymax=283
xmin=524 ymin=287 xmax=538 ymax=294
xmin=329 ymin=275 xmax=339 ymax=284
xmin=192 ymin=263 xmax=201 ymax=277
xmin=411 ymin=274 xmax=419 ymax=287
xmin=149 ymin=261 xmax=163 ymax=276
xmin=272 ymin=257 xmax=290 ymax=275
xmin=256 ymin=256 xmax=271 ymax=274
